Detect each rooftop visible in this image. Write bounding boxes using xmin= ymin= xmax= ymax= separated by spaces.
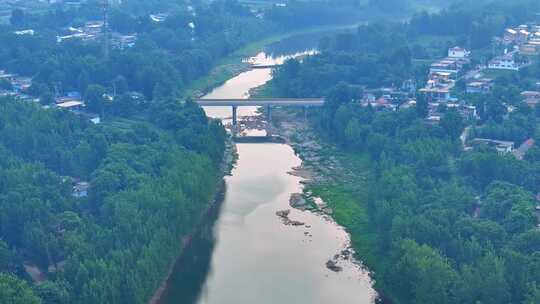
xmin=473 ymin=138 xmax=514 ymax=146
xmin=57 ymin=101 xmax=84 ymax=108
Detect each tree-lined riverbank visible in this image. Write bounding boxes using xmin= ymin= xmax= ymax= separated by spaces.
xmin=158 ymin=43 xmax=377 ymax=303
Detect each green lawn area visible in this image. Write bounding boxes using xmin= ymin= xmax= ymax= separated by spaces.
xmin=308 ymin=182 xmax=379 ymax=267
xmin=102 ymin=117 xmax=142 ymax=133
xmin=482 ymin=68 xmax=519 ymax=79
xmin=302 ymin=148 xmax=380 ymax=268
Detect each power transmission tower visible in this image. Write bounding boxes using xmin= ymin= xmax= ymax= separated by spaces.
xmin=102 ymin=0 xmax=110 ymax=59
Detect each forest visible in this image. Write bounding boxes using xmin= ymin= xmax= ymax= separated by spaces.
xmin=271 ymin=0 xmax=540 ymax=97
xmin=0 ymin=0 xmax=391 ymax=302
xmin=0 ymin=95 xmax=227 ymax=303
xmin=0 ymin=0 xmax=374 ymax=106
xmin=1 ymin=0 xmax=273 ymax=103
xmin=268 ymin=0 xmax=540 ymax=303
xmin=0 ymin=1 xmax=235 ymax=303
xmin=303 ymin=84 xmax=540 ymax=304
xmin=3 ymin=0 xmax=540 ymax=303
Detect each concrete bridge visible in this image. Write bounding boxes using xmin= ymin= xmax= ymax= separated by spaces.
xmin=251 ymin=64 xmax=280 ymax=69
xmin=195 ymin=98 xmax=325 ymax=126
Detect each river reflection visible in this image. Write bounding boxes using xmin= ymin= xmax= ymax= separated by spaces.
xmin=158 ymin=199 xmax=221 ymax=304
xmin=159 ymin=45 xmax=376 ymax=304
xmin=202 ymin=50 xmax=316 ymax=120
xmin=264 ymin=30 xmax=339 ymax=57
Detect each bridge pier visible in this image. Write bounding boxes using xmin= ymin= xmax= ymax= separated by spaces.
xmin=231 ymin=106 xmax=238 ymax=136
xmin=195 ymin=98 xmax=325 ymax=136
xmin=266 ymin=105 xmax=273 ymax=137
xmin=232 ymin=105 xmax=238 ymax=127
xmin=266 ymin=105 xmax=271 ymax=121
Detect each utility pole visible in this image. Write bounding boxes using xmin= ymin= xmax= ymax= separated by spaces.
xmin=102 ymin=0 xmax=110 ymax=59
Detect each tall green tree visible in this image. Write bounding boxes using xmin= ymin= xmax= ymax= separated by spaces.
xmin=10 ymin=9 xmax=25 ymax=27
xmin=0 ymin=273 xmax=41 ymax=304
xmin=84 ymin=84 xmax=106 ymax=115
xmin=440 ymin=108 xmax=464 ymax=140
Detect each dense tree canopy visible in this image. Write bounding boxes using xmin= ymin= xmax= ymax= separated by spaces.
xmin=268 ymin=1 xmax=540 ymax=303
xmin=2 ymin=0 xmax=540 ymax=303
xmin=0 ymin=96 xmax=226 ymax=303
xmin=0 ymin=0 xmax=383 ymax=301
xmin=297 ymin=82 xmax=540 ymax=304
xmin=0 ymin=273 xmax=41 ymax=304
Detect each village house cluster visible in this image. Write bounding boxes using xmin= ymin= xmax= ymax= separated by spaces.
xmin=359 ymin=85 xmax=414 ymax=112
xmin=54 ymin=92 xmax=102 ymax=124
xmin=0 ymin=68 xmax=104 ymax=124
xmin=420 ymin=47 xmax=471 ymax=101
xmin=419 ymin=47 xmax=479 ymax=123
xmin=466 ymin=24 xmax=540 ymax=158
xmin=12 ymin=24 xmax=138 ymax=51
xmin=56 ymin=20 xmax=138 ymax=50
xmin=503 ymin=24 xmax=540 ymax=55
xmin=0 ymin=69 xmax=36 ymax=102
xmin=484 ymin=23 xmax=540 ymax=72
xmin=360 ymin=20 xmax=540 ymax=164
xmin=357 ymin=28 xmax=538 ymax=160
xmin=357 ymin=46 xmax=479 ymax=125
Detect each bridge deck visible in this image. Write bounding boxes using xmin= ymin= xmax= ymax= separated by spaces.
xmin=251 ymin=64 xmax=279 ymax=69
xmin=195 ymin=98 xmax=325 ymax=107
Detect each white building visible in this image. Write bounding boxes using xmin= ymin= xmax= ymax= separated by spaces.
xmin=150 ymin=13 xmax=168 ymax=23
xmin=14 ymin=29 xmax=35 ymax=36
xmin=472 ymin=138 xmax=515 ymax=155
xmin=448 ymin=47 xmax=470 ymax=58
xmin=488 ymin=53 xmax=522 ymax=71
xmin=56 ymin=100 xmax=84 ymax=111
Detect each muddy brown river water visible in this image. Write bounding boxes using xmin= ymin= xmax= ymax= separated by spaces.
xmin=159 ymin=48 xmax=376 ymax=304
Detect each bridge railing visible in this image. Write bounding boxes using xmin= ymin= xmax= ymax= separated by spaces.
xmin=194 ymin=98 xmax=325 ymax=107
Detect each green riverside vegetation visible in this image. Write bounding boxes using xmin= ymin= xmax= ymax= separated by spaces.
xmin=270 ymin=0 xmax=540 ymax=303
xmin=0 ymin=96 xmax=227 ymax=303
xmin=0 ymin=0 xmax=394 ymax=303
xmin=2 ymin=0 xmax=540 ymax=303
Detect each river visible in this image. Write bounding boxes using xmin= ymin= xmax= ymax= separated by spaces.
xmin=159 ymin=37 xmax=376 ymax=304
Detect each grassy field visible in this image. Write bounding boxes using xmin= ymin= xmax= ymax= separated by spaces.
xmin=294 ymin=139 xmax=382 ymax=269
xmin=482 ymin=68 xmax=519 ymax=78
xmin=308 ymin=182 xmax=379 ymax=266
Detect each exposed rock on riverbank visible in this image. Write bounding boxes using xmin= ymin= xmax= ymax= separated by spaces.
xmin=326 ymin=260 xmax=343 ymax=272
xmin=276 ymin=209 xmax=305 ymax=226
xmin=268 ymin=108 xmax=378 ymax=290
xmin=289 ymin=193 xmax=309 ymax=210
xmin=325 ymin=247 xmax=355 ymax=272
xmin=269 ymin=109 xmax=360 ymax=186
xmin=276 ymin=209 xmax=290 ymax=218
xmin=287 ymin=165 xmax=315 ymax=180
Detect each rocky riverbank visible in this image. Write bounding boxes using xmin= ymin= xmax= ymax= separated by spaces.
xmin=272 ymin=109 xmax=360 ymax=184
xmin=260 ymin=108 xmax=376 ymax=278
